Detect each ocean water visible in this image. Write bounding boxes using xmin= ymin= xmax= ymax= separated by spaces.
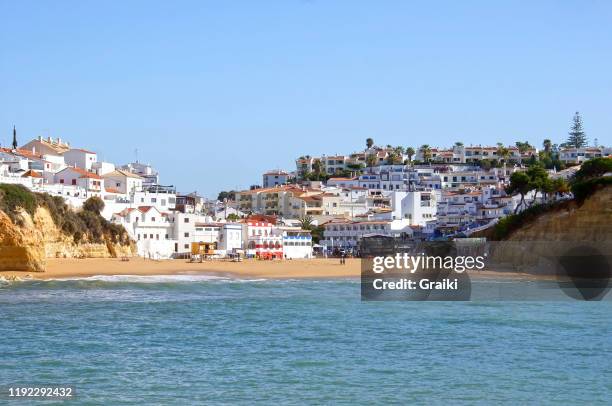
xmin=1 ymin=276 xmax=611 ymax=405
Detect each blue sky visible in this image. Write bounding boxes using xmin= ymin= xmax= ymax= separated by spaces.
xmin=1 ymin=1 xmax=611 ymax=197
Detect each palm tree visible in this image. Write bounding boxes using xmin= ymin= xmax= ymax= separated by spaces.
xmin=454 ymin=141 xmax=464 ymax=147
xmin=366 ymin=138 xmax=374 ymax=149
xmin=420 ymin=144 xmax=432 ymax=163
xmin=496 ymin=144 xmax=510 ymax=164
xmin=312 ymin=159 xmax=323 ymax=180
xmin=406 ymin=147 xmax=415 ymax=163
xmin=366 ymin=154 xmax=377 ymax=169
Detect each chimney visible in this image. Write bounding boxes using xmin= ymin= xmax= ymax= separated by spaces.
xmin=38 ymin=135 xmax=42 ymax=141
xmin=47 ymin=136 xmax=52 ymax=143
xmin=58 ymin=137 xmax=62 ymax=145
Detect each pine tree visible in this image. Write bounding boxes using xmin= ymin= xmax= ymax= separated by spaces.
xmin=566 ymin=112 xmax=587 ymax=148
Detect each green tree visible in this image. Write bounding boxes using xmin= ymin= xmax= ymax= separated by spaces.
xmin=506 ymin=172 xmax=531 ymax=213
xmin=515 ymin=141 xmax=532 ymax=154
xmin=406 ymin=147 xmax=415 ymax=163
xmin=574 ymin=157 xmax=612 ymax=181
xmin=298 ymin=215 xmax=314 ymax=230
xmin=479 ymin=159 xmax=492 ymax=171
xmin=526 ymin=164 xmax=549 ymax=206
xmin=454 ymin=141 xmax=464 ymax=147
xmin=217 ymin=190 xmax=236 ymax=201
xmin=366 ymin=138 xmax=374 ymax=149
xmin=226 ymin=213 xmax=240 ymax=221
xmin=566 ymin=111 xmax=588 ymax=148
xmin=83 ymin=196 xmax=105 ymax=214
xmin=543 ymin=139 xmax=552 ymax=153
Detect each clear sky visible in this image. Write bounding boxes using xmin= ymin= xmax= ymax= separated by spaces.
xmin=1 ymin=1 xmax=611 ymax=197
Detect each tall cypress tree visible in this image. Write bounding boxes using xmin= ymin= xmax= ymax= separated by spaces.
xmin=566 ymin=112 xmax=587 ymax=148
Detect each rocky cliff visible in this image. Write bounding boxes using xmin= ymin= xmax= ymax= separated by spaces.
xmin=0 ymin=207 xmax=134 ymax=272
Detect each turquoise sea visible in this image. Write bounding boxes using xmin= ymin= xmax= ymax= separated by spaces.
xmin=1 ymin=275 xmax=611 ymax=405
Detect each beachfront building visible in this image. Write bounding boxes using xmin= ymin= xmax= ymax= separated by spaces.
xmin=194 ymin=222 xmax=221 ymax=244
xmin=244 ymin=216 xmax=283 ymax=259
xmin=279 ymin=227 xmax=313 ymax=259
xmin=217 ymin=223 xmax=244 ymax=253
xmin=112 ymin=206 xmax=176 ymax=259
xmin=320 ymin=219 xmax=414 ymax=251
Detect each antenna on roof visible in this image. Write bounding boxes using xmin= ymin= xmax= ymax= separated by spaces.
xmin=135 ymin=148 xmax=139 ymax=163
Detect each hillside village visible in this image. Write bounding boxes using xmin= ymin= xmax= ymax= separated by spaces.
xmin=1 ymin=117 xmax=610 ymax=260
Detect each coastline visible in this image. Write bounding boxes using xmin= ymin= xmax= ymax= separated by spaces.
xmin=0 ymin=257 xmax=557 ymax=281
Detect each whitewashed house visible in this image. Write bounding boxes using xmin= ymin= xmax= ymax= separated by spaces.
xmin=54 ymin=167 xmax=103 ymax=197
xmin=63 ymin=148 xmax=97 ymax=170
xmin=103 ymin=169 xmax=143 ymax=195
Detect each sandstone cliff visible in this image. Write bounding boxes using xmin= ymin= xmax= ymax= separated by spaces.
xmin=482 ymin=185 xmax=612 ymax=273
xmin=0 ymin=207 xmax=134 ymax=272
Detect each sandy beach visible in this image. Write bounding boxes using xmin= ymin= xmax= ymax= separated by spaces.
xmin=0 ymin=257 xmax=556 ymax=281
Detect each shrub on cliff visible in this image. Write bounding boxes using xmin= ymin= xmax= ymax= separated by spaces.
xmin=573 ymin=157 xmax=612 ymax=181
xmin=0 ymin=184 xmax=38 ymax=224
xmin=83 ymin=196 xmax=105 ymax=214
xmin=571 ymin=176 xmax=612 ymax=203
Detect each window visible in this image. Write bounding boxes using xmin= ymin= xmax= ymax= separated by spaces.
xmin=60 ymin=179 xmax=64 ymax=184
xmin=184 ymin=232 xmax=189 ymax=237
xmin=144 ymin=234 xmax=147 ymax=239
xmin=150 ymin=234 xmax=153 ymax=239
xmin=71 ymin=179 xmax=77 ymax=185
xmin=184 ymin=218 xmax=190 ymax=223
xmin=184 ymin=244 xmax=189 ymax=249
xmin=151 ymin=198 xmax=157 ymax=203
xmin=151 ymin=217 xmax=156 ymax=222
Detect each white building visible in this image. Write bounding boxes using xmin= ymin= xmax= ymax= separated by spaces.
xmin=280 ymin=227 xmax=313 ymax=259
xmin=321 ymin=219 xmax=414 ymax=250
xmin=263 ymin=170 xmax=290 ymax=188
xmin=63 ymin=148 xmax=97 ymax=170
xmin=389 ymin=190 xmax=437 ymax=226
xmin=218 ymin=223 xmax=243 ymax=253
xmin=103 ymin=169 xmax=143 ymax=195
xmin=54 ymin=167 xmax=103 ymax=197
xmin=112 ymin=206 xmax=176 ymax=259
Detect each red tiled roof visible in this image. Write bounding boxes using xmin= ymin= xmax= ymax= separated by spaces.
xmin=21 ymin=170 xmax=43 ymax=178
xmin=58 ymin=166 xmax=102 ymax=179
